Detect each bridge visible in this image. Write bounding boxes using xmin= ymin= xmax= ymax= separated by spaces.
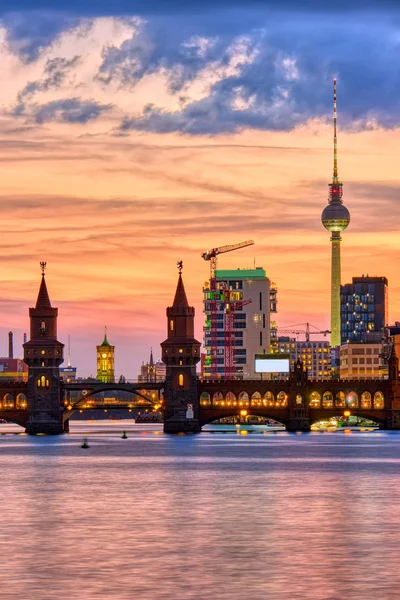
xmin=0 ymin=266 xmax=399 ymax=434
xmin=198 ymin=373 xmax=395 ymax=430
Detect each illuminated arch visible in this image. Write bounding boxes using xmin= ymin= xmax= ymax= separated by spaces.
xmin=373 ymin=391 xmax=384 ymax=409
xmin=361 ymin=392 xmax=372 ymax=409
xmin=263 ymin=391 xmax=274 ymax=406
xmin=238 ymin=391 xmax=249 ymax=407
xmin=3 ymin=393 xmax=14 ymax=409
xmin=276 ymin=391 xmax=288 ymax=407
xmin=309 ymin=391 xmax=321 ymax=408
xmin=178 ymin=373 xmax=184 ymax=387
xmin=335 ymin=391 xmax=346 ymax=408
xmin=213 ymin=392 xmax=223 ymax=406
xmin=347 ymin=392 xmax=359 ymax=408
xmin=16 ymin=394 xmax=27 ymax=409
xmin=323 ymin=391 xmax=334 ymax=408
xmin=200 ymin=392 xmax=211 ymax=406
xmin=251 ymin=392 xmax=262 ymax=406
xmin=226 ymin=391 xmax=237 ymax=406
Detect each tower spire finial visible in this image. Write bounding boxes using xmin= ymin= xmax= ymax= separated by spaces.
xmin=333 ymin=77 xmax=338 ymax=183
xmin=177 ymin=260 xmax=183 ymax=275
xmin=40 ymin=261 xmax=47 ymax=276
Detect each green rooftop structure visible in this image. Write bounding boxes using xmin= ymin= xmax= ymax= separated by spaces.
xmin=216 ymin=268 xmax=267 ymax=279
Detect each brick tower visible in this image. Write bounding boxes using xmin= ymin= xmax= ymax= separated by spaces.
xmin=23 ymin=263 xmax=64 ymax=434
xmin=161 ymin=262 xmax=201 ymax=433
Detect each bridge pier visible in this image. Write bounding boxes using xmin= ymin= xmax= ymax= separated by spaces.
xmin=25 ymin=414 xmax=64 ymax=435
xmin=286 ymin=418 xmax=311 ymax=433
xmin=164 ymin=414 xmax=201 ymax=434
xmin=378 ymin=411 xmax=400 ymax=430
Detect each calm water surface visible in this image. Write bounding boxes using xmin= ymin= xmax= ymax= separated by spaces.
xmin=0 ymin=422 xmax=399 ymax=600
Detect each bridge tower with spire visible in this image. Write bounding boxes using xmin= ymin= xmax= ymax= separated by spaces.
xmin=23 ymin=263 xmax=65 ymax=434
xmin=161 ymin=262 xmax=201 ymax=433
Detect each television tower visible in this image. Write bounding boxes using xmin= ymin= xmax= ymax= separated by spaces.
xmin=321 ymin=78 xmax=350 ymax=348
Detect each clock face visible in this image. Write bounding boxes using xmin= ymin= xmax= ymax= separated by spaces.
xmin=102 ymin=353 xmax=107 ymax=358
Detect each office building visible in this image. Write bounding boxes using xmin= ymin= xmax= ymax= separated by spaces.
xmin=339 ymin=342 xmax=385 ymax=379
xmin=341 ymin=276 xmax=388 ymax=344
xmin=277 ymin=337 xmax=331 ymax=379
xmin=0 ymin=358 xmax=27 ymax=381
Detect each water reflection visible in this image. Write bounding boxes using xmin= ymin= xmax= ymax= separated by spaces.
xmin=0 ymin=423 xmax=399 ymax=599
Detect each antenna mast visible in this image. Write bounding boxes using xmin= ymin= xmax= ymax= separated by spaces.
xmin=333 ymin=77 xmax=338 ymax=183
xmin=67 ymin=335 xmax=71 ymax=368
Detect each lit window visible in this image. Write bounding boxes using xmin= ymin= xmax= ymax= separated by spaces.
xmin=178 ymin=373 xmax=184 ymax=387
xmin=37 ymin=375 xmax=49 ymax=388
xmin=170 ymin=320 xmax=174 ymax=331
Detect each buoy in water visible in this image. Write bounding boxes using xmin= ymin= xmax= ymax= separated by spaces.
xmin=81 ymin=437 xmax=90 ymax=449
xmin=121 ymin=431 xmax=128 ymax=439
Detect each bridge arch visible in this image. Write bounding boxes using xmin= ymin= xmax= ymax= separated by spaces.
xmin=374 ymin=391 xmax=384 ymax=409
xmin=251 ymin=392 xmax=262 ymax=407
xmin=212 ymin=392 xmax=223 ymax=405
xmin=200 ymin=408 xmax=290 ymax=428
xmin=335 ymin=391 xmax=346 ymax=408
xmin=361 ymin=392 xmax=372 ymax=409
xmin=276 ymin=392 xmax=288 ymax=407
xmin=3 ymin=393 xmax=14 ymax=409
xmin=347 ymin=392 xmax=359 ymax=408
xmin=225 ymin=392 xmax=237 ymax=407
xmin=309 ymin=410 xmax=386 ymax=427
xmin=309 ymin=391 xmax=321 ymax=408
xmin=16 ymin=394 xmax=27 ymax=409
xmin=264 ymin=391 xmax=274 ymax=406
xmin=69 ymin=385 xmax=158 ymax=408
xmin=200 ymin=392 xmax=211 ymax=406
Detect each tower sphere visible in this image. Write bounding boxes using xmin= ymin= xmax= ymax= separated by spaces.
xmin=321 ymin=202 xmax=350 ymax=232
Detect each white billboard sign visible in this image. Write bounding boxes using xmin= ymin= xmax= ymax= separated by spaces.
xmin=255 ymin=354 xmax=290 ymax=373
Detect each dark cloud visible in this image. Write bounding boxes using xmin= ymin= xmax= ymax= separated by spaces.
xmin=14 ymin=56 xmax=81 ymax=116
xmin=1 ymin=12 xmax=80 ymax=61
xmin=4 ymin=3 xmax=400 ymax=135
xmin=15 ymin=98 xmax=112 ymax=124
xmin=113 ymin=15 xmax=400 ymax=135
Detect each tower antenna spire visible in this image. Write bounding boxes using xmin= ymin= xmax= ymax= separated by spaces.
xmin=67 ymin=335 xmax=71 ymax=368
xmin=333 ymin=77 xmax=338 ymax=183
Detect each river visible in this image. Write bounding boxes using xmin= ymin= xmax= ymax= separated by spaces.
xmin=0 ymin=421 xmax=399 ymax=599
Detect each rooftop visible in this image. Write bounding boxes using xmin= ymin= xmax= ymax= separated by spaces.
xmin=216 ymin=268 xmax=266 ymax=279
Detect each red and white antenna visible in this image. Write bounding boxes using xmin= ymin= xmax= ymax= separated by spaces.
xmin=333 ymin=77 xmax=338 ymax=183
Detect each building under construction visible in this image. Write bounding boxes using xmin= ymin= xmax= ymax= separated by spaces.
xmin=202 ymin=267 xmax=277 ymax=379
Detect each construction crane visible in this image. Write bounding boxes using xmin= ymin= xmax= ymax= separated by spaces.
xmin=278 ymin=322 xmax=331 ymax=342
xmin=202 ymin=240 xmax=255 ymax=282
xmin=202 ymin=240 xmax=254 ymax=379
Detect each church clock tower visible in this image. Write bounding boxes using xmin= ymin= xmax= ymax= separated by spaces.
xmin=161 ymin=262 xmax=201 ymax=433
xmin=96 ymin=329 xmax=115 ymax=382
xmin=23 ymin=262 xmax=65 ymax=434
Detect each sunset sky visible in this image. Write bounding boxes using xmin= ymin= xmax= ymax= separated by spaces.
xmin=0 ymin=1 xmax=399 ymax=377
